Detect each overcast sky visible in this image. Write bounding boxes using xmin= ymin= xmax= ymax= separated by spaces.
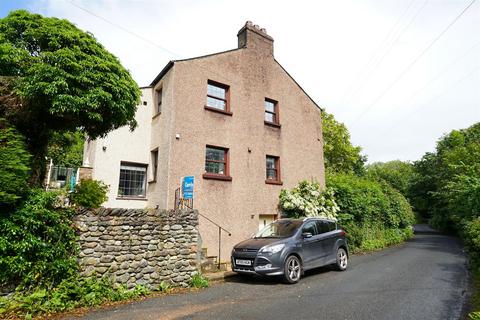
xmin=1 ymin=0 xmax=479 ymax=163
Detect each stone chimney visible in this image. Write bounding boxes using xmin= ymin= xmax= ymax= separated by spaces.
xmin=237 ymin=21 xmax=274 ymax=56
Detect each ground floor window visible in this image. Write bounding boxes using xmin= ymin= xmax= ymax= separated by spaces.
xmin=118 ymin=162 xmax=147 ymax=197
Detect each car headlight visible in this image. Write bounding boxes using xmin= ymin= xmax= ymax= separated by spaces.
xmin=259 ymin=243 xmax=285 ymax=254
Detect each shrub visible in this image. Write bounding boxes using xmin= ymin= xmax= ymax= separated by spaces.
xmin=0 ymin=118 xmax=30 ymax=211
xmin=190 ymin=273 xmax=209 ymax=288
xmin=327 ymin=173 xmax=414 ymax=252
xmin=461 ymin=218 xmax=480 ymax=264
xmin=158 ymin=281 xmax=171 ymax=293
xmin=0 ymin=189 xmax=77 ymax=289
xmin=279 ymin=180 xmax=339 ymax=219
xmin=327 ymin=173 xmax=414 ymax=228
xmin=70 ymin=179 xmax=108 ymax=208
xmin=0 ymin=276 xmax=150 ymax=317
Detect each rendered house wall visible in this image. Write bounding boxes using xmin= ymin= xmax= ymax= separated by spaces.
xmin=84 ymin=23 xmax=325 ymax=260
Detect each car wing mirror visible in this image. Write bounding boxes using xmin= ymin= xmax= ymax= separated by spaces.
xmin=302 ymin=232 xmax=313 ymax=238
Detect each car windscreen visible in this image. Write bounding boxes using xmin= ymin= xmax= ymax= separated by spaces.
xmin=255 ymin=220 xmax=303 ymax=238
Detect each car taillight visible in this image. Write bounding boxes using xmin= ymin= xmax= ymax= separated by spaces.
xmin=339 ymin=230 xmax=346 ymax=236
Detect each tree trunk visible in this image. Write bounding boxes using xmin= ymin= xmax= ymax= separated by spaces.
xmin=27 ymin=134 xmax=50 ymax=187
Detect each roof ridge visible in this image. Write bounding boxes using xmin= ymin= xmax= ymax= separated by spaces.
xmin=149 ymin=47 xmax=245 ymax=86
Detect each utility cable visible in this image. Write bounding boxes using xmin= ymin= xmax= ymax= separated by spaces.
xmin=381 ymin=66 xmax=479 ymax=136
xmin=66 ymin=0 xmax=244 ymax=86
xmin=341 ymin=0 xmax=426 ymax=105
xmin=350 ymin=0 xmax=477 ymax=128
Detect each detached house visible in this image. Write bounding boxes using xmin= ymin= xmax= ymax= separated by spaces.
xmin=82 ymin=21 xmax=325 ymax=260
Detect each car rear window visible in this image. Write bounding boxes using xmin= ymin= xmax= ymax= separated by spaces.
xmin=316 ymin=220 xmax=337 ymax=234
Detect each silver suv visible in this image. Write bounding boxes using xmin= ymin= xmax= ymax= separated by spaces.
xmin=231 ymin=218 xmax=349 ymax=284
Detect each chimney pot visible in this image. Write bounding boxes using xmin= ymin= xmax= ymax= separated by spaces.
xmin=237 ymin=21 xmax=274 ymax=56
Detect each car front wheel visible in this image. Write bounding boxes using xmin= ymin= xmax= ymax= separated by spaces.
xmin=283 ymin=255 xmax=301 ymax=284
xmin=335 ymin=248 xmax=348 ymax=271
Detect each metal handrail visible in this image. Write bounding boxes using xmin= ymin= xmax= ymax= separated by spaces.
xmin=197 ymin=211 xmax=231 ymax=270
xmin=198 ymin=211 xmax=232 ymax=236
xmin=174 ymin=187 xmax=231 ymax=269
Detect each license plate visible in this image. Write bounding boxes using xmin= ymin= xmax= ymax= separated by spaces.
xmin=236 ymin=259 xmax=252 ymax=266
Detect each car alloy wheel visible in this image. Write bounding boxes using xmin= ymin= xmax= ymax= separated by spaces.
xmin=336 ymin=248 xmax=348 ymax=271
xmin=283 ymin=255 xmax=301 ymax=284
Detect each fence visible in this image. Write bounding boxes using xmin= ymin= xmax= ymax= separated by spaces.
xmin=174 ymin=187 xmax=193 ymax=210
xmin=46 ymin=165 xmax=78 ymax=191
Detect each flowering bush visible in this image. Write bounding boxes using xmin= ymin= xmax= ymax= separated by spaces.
xmin=279 ymin=180 xmax=339 ymax=220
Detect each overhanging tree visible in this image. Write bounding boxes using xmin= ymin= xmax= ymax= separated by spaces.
xmin=321 ymin=110 xmax=366 ymax=175
xmin=0 ymin=10 xmax=140 ymax=184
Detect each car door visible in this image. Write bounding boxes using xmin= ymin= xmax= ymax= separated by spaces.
xmin=300 ymin=220 xmax=321 ymax=269
xmin=315 ymin=220 xmax=338 ymax=265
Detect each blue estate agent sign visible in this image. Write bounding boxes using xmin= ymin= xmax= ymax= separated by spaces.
xmin=182 ymin=176 xmax=194 ymax=199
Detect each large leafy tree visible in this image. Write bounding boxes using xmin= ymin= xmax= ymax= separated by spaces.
xmin=46 ymin=130 xmax=84 ymax=168
xmin=410 ymin=122 xmax=480 ymax=230
xmin=366 ymin=160 xmax=414 ymax=197
xmin=0 ymin=10 xmax=140 ymax=184
xmin=321 ymin=111 xmax=366 ymax=175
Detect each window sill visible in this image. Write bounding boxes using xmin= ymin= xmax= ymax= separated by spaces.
xmin=265 ymin=179 xmax=283 ymax=185
xmin=204 ymin=106 xmax=233 ymax=116
xmin=203 ymin=173 xmax=232 ymax=181
xmin=152 ymin=112 xmax=162 ymax=120
xmin=116 ymin=197 xmax=148 ymax=201
xmin=264 ymin=121 xmax=281 ymax=128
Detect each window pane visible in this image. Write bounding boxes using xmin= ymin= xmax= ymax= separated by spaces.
xmin=207 ymin=84 xmax=226 ymax=99
xmin=266 ymin=168 xmax=277 ymax=180
xmin=207 ymin=96 xmax=226 ymax=110
xmin=206 ymin=147 xmax=225 ymax=161
xmin=265 ymin=100 xmax=275 ymax=112
xmin=302 ymin=222 xmax=318 ymax=235
xmin=265 ymin=112 xmax=275 ymax=123
xmin=205 ymin=161 xmax=225 ymax=174
xmin=118 ymin=164 xmax=146 ymax=197
xmin=266 ymin=157 xmax=276 ymax=169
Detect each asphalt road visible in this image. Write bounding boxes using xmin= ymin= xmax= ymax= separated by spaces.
xmin=67 ymin=232 xmax=469 ymax=320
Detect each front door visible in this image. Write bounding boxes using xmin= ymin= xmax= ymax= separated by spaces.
xmin=259 ymin=214 xmax=276 ymax=230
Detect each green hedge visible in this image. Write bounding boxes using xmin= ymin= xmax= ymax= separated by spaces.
xmin=0 ymin=119 xmax=31 ymax=211
xmin=0 ymin=189 xmax=77 ymax=289
xmin=327 ymin=173 xmax=415 ymax=252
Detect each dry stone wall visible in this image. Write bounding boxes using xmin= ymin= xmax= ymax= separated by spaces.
xmin=73 ymin=208 xmax=200 ymax=289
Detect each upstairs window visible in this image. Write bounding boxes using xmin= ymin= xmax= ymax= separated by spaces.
xmin=266 ymin=155 xmax=282 ymax=184
xmin=205 ymin=80 xmax=231 ymax=115
xmin=264 ymin=98 xmax=279 ymax=126
xmin=203 ymin=145 xmax=231 ymax=181
xmin=156 ymin=88 xmax=162 ymax=114
xmin=118 ymin=162 xmax=147 ymax=198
